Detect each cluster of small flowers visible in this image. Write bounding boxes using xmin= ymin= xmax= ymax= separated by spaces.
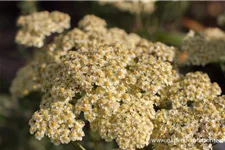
xmin=11 ymin=13 xmax=177 ymax=150
xmin=11 ymin=12 xmax=225 ymax=150
xmin=153 ymin=72 xmax=225 ymax=150
xmin=29 ymin=95 xmax=85 ymax=145
xmin=48 ymin=15 xmax=176 ymax=62
xmin=159 ymin=71 xmax=221 ymax=108
xmin=135 ymin=39 xmax=176 ymax=62
xmin=90 ymin=97 xmax=156 ymax=150
xmin=98 ymin=0 xmax=155 ymax=15
xmin=48 ymin=15 xmax=142 ymax=51
xmin=78 ymin=14 xmax=107 ymax=32
xmin=41 ymin=41 xmax=175 ymax=149
xmin=11 ymin=14 xmax=176 ymax=100
xmin=180 ymin=29 xmax=225 ymax=66
xmin=15 ymin=11 xmax=70 ymax=47
xmin=152 ymin=106 xmax=205 ymax=150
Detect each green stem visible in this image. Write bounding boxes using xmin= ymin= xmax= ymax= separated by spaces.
xmin=152 ymin=31 xmax=185 ymax=46
xmin=73 ymin=142 xmax=86 ymax=150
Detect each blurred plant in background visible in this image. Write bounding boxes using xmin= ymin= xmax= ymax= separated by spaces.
xmin=218 ymin=13 xmax=225 ymax=26
xmin=18 ymin=1 xmax=38 ymax=15
xmin=99 ymin=1 xmax=155 ymax=15
xmin=179 ymin=28 xmax=225 ymax=66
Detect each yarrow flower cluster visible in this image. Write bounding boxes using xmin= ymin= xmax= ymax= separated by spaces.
xmin=11 ymin=11 xmax=225 ymax=150
xmin=11 ymin=14 xmax=176 ymax=98
xmin=159 ymin=71 xmax=221 ymax=108
xmin=98 ymin=0 xmax=155 ymax=15
xmin=16 ymin=11 xmax=70 ymax=47
xmin=180 ymin=29 xmax=225 ymax=66
xmin=29 ymin=96 xmax=85 ymax=145
xmin=153 ymin=72 xmax=225 ymax=150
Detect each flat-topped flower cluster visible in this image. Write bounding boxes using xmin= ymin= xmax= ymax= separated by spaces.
xmin=11 ymin=11 xmax=225 ymax=150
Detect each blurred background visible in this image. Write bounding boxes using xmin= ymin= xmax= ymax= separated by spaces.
xmin=0 ymin=1 xmax=224 ymax=150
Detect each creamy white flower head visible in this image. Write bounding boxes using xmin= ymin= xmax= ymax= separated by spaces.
xmin=29 ymin=98 xmax=85 ymax=145
xmin=159 ymin=71 xmax=221 ymax=108
xmin=16 ymin=11 xmax=70 ymax=47
xmin=153 ymin=72 xmax=225 ymax=149
xmin=90 ymin=95 xmax=156 ymax=150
